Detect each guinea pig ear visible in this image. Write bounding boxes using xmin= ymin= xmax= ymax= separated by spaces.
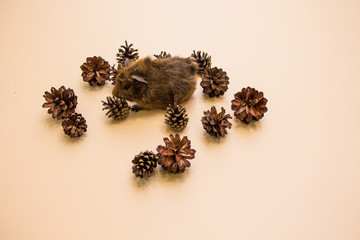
xmin=131 ymin=75 xmax=148 ymax=85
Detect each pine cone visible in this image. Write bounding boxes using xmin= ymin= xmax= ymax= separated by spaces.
xmin=62 ymin=113 xmax=87 ymax=138
xmin=201 ymin=106 xmax=232 ymax=137
xmin=110 ymin=59 xmax=136 ymax=85
xmin=132 ymin=151 xmax=158 ymax=178
xmin=164 ymin=104 xmax=189 ymax=131
xmin=200 ymin=67 xmax=229 ymax=98
xmin=109 ymin=64 xmax=118 ymax=85
xmin=231 ymin=87 xmax=268 ymax=124
xmin=102 ymin=96 xmax=130 ymax=120
xmin=42 ymin=86 xmax=78 ymax=119
xmin=191 ymin=50 xmax=211 ymax=73
xmin=156 ymin=134 xmax=196 ymax=173
xmin=80 ymin=56 xmax=111 ymax=86
xmin=116 ymin=41 xmax=139 ymax=64
xmin=154 ymin=51 xmax=171 ymax=59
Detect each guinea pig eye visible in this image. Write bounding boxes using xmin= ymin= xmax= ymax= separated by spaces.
xmin=124 ymin=84 xmax=131 ymax=90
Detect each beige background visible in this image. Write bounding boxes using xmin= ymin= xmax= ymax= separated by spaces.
xmin=1 ymin=0 xmax=360 ymax=239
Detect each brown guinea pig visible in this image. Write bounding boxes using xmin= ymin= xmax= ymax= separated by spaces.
xmin=112 ymin=56 xmax=198 ymax=110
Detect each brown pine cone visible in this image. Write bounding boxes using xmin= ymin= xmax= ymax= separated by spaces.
xmin=132 ymin=151 xmax=158 ymax=178
xmin=42 ymin=86 xmax=78 ymax=119
xmin=164 ymin=104 xmax=189 ymax=131
xmin=201 ymin=106 xmax=232 ymax=137
xmin=80 ymin=56 xmax=111 ymax=86
xmin=154 ymin=51 xmax=171 ymax=59
xmin=200 ymin=67 xmax=229 ymax=98
xmin=231 ymin=87 xmax=268 ymax=124
xmin=102 ymin=96 xmax=130 ymax=120
xmin=109 ymin=64 xmax=118 ymax=85
xmin=62 ymin=113 xmax=87 ymax=138
xmin=116 ymin=40 xmax=139 ymax=64
xmin=191 ymin=50 xmax=211 ymax=73
xmin=110 ymin=59 xmax=136 ymax=85
xmin=156 ymin=134 xmax=196 ymax=173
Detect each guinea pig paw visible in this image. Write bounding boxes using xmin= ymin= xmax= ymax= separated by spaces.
xmin=130 ymin=105 xmax=142 ymax=112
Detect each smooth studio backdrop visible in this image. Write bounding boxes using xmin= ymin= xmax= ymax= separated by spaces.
xmin=1 ymin=0 xmax=360 ymax=239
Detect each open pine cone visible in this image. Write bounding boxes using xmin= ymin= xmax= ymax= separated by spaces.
xmin=191 ymin=50 xmax=211 ymax=73
xmin=116 ymin=41 xmax=139 ymax=65
xmin=80 ymin=56 xmax=111 ymax=86
xmin=42 ymin=86 xmax=78 ymax=119
xmin=156 ymin=134 xmax=196 ymax=173
xmin=200 ymin=67 xmax=229 ymax=98
xmin=132 ymin=151 xmax=158 ymax=178
xmin=62 ymin=113 xmax=87 ymax=138
xmin=231 ymin=87 xmax=268 ymax=124
xmin=201 ymin=106 xmax=232 ymax=137
xmin=154 ymin=51 xmax=171 ymax=59
xmin=164 ymin=104 xmax=189 ymax=131
xmin=109 ymin=64 xmax=118 ymax=85
xmin=102 ymin=96 xmax=130 ymax=120
xmin=110 ymin=59 xmax=136 ymax=85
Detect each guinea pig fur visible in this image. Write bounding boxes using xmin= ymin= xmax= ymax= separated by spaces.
xmin=112 ymin=56 xmax=198 ymax=110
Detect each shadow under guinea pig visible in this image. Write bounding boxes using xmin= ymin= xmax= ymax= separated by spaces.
xmin=126 ymin=108 xmax=164 ymax=120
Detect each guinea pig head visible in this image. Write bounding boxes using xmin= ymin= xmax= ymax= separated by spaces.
xmin=112 ymin=71 xmax=148 ymax=102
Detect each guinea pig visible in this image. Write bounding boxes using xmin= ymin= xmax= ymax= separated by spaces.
xmin=112 ymin=56 xmax=198 ymax=111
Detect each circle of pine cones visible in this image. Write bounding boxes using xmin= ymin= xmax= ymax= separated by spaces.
xmin=62 ymin=113 xmax=88 ymax=138
xmin=102 ymin=96 xmax=130 ymax=120
xmin=80 ymin=56 xmax=111 ymax=86
xmin=132 ymin=151 xmax=158 ymax=178
xmin=231 ymin=87 xmax=268 ymax=124
xmin=201 ymin=106 xmax=232 ymax=137
xmin=42 ymin=86 xmax=78 ymax=119
xmin=42 ymin=41 xmax=270 ymax=181
xmin=200 ymin=67 xmax=230 ymax=98
xmin=191 ymin=50 xmax=212 ymax=74
xmin=156 ymin=134 xmax=196 ymax=173
xmin=164 ymin=104 xmax=189 ymax=131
